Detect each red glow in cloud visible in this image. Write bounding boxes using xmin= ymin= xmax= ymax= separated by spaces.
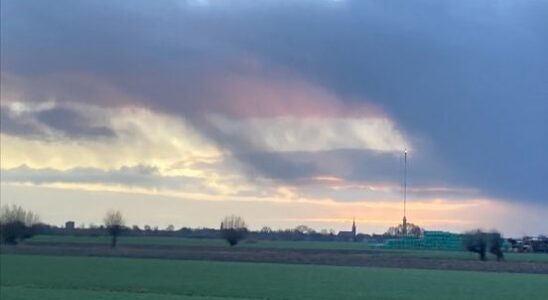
xmin=2 ymin=59 xmax=387 ymax=123
xmin=214 ymin=71 xmax=386 ymax=119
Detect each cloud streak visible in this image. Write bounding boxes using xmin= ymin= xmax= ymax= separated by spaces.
xmin=209 ymin=115 xmax=407 ymax=152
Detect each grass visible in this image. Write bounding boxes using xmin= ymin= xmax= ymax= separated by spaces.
xmin=0 ymin=286 xmax=242 ymax=300
xmin=26 ymin=235 xmax=548 ymax=263
xmin=395 ymin=248 xmax=548 ymax=263
xmin=1 ymin=254 xmax=548 ymax=300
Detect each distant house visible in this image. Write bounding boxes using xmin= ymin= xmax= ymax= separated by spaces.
xmin=337 ymin=219 xmax=357 ymax=242
xmin=65 ymin=221 xmax=75 ymax=231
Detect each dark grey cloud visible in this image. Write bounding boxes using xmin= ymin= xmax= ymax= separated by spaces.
xmin=0 ymin=104 xmax=115 ymax=139
xmin=0 ymin=106 xmax=42 ymax=137
xmin=35 ymin=107 xmax=115 ymax=138
xmin=210 ymin=0 xmax=548 ymax=204
xmin=235 ymin=151 xmax=318 ymax=181
xmin=235 ymin=148 xmax=456 ymax=188
xmin=1 ymin=0 xmax=547 ymax=204
xmin=0 ymin=165 xmax=204 ymax=191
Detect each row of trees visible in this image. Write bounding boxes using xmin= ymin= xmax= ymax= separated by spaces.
xmin=103 ymin=212 xmax=250 ymax=247
xmin=0 ymin=206 xmax=130 ymax=247
xmin=0 ymin=206 xmax=248 ymax=248
xmin=1 ymin=205 xmax=507 ymax=260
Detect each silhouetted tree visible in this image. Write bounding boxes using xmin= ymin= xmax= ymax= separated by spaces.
xmin=463 ymin=230 xmax=487 ymax=260
xmin=294 ymin=225 xmax=316 ymax=234
xmin=463 ymin=230 xmax=504 ymax=261
xmin=220 ymin=215 xmax=248 ymax=246
xmin=487 ymin=231 xmax=504 ymax=261
xmin=0 ymin=205 xmax=40 ymax=244
xmin=104 ymin=210 xmax=125 ymax=248
xmin=260 ymin=226 xmax=272 ymax=233
xmin=385 ymin=223 xmax=423 ymax=237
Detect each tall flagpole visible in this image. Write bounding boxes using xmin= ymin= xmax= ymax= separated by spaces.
xmin=403 ymin=149 xmax=407 ymax=235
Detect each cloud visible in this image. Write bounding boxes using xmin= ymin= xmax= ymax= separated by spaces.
xmin=35 ymin=106 xmax=115 ymax=138
xmin=0 ymin=104 xmax=221 ymax=174
xmin=1 ymin=0 xmax=547 ymax=206
xmin=208 ymin=115 xmax=407 ymax=152
xmin=1 ymin=102 xmax=115 ymax=140
xmin=0 ymin=164 xmax=219 ymax=195
xmin=3 ymin=164 xmax=155 ymax=184
xmin=1 ymin=69 xmax=414 ymax=190
xmin=0 ymin=105 xmax=43 ymax=137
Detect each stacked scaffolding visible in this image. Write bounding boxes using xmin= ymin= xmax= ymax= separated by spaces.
xmin=383 ymin=231 xmax=464 ymax=251
xmin=422 ymin=231 xmax=463 ymax=251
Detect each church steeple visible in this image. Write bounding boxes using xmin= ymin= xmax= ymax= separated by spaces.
xmin=352 ymin=218 xmax=356 ymax=237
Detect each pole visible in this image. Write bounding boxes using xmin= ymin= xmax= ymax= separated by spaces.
xmin=404 ymin=149 xmax=407 ymax=219
xmin=403 ymin=149 xmax=407 ymax=235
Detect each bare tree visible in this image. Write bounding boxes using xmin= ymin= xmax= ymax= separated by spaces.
xmin=294 ymin=225 xmax=315 ymax=234
xmin=104 ymin=210 xmax=125 ymax=248
xmin=385 ymin=223 xmax=423 ymax=237
xmin=0 ymin=205 xmax=40 ymax=244
xmin=260 ymin=226 xmax=272 ymax=233
xmin=220 ymin=215 xmax=248 ymax=246
xmin=487 ymin=231 xmax=504 ymax=261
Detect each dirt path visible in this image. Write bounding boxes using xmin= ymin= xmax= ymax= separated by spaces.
xmin=2 ymin=244 xmax=547 ymax=274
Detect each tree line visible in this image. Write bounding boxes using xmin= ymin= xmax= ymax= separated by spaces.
xmin=0 ymin=205 xmax=249 ymax=248
xmin=0 ymin=205 xmax=516 ymax=260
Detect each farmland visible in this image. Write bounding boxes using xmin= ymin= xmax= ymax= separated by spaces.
xmin=0 ymin=235 xmax=545 ymax=275
xmin=2 ymin=236 xmax=548 ymax=299
xmin=24 ymin=235 xmax=548 ymax=263
xmin=2 ymin=254 xmax=548 ymax=300
xmin=26 ymin=234 xmax=375 ymax=250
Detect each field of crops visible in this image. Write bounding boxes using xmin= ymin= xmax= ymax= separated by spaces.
xmin=2 ymin=254 xmax=548 ymax=300
xmin=25 ymin=235 xmax=548 ymax=263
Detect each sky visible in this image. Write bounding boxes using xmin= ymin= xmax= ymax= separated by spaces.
xmin=1 ymin=0 xmax=547 ymax=237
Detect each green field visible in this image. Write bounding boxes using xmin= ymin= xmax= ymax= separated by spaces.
xmin=1 ymin=254 xmax=547 ymax=300
xmin=26 ymin=235 xmax=548 ymax=262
